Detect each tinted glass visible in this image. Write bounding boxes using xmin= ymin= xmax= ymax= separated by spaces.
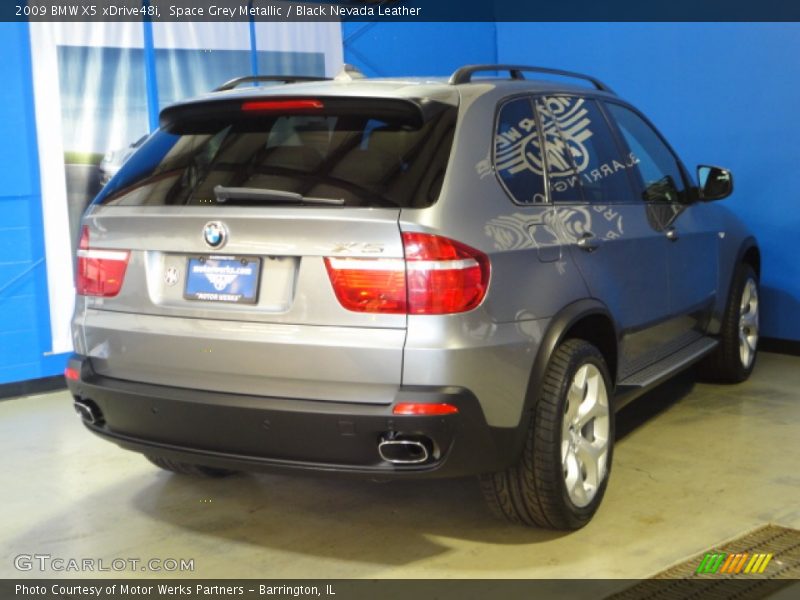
xmin=95 ymin=103 xmax=456 ymax=209
xmin=535 ymin=98 xmax=583 ymax=203
xmin=494 ymin=97 xmax=546 ymax=204
xmin=606 ymin=103 xmax=687 ymax=204
xmin=539 ymin=96 xmax=638 ymax=204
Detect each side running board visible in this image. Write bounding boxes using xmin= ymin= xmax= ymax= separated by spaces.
xmin=615 ymin=337 xmax=718 ymax=405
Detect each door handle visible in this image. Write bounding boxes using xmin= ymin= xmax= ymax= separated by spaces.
xmin=576 ymin=233 xmax=601 ymax=252
xmin=665 ymin=227 xmax=679 ymax=241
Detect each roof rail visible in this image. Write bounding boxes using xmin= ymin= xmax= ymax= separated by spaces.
xmin=448 ymin=64 xmax=614 ymax=94
xmin=214 ymin=75 xmax=331 ymax=92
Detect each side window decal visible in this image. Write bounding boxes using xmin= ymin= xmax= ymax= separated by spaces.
xmin=540 ymin=97 xmax=593 ymax=177
xmin=495 ymin=114 xmax=541 ymax=176
xmin=541 ymin=96 xmax=640 ymax=204
xmin=490 ymin=95 xmax=645 ymax=206
xmin=493 ymin=97 xmax=547 ymax=205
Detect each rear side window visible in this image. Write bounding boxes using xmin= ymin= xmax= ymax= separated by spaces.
xmin=494 ymin=97 xmax=546 ymax=204
xmin=534 ymin=97 xmax=585 ymax=203
xmin=95 ymin=99 xmax=457 ymax=209
xmin=494 ymin=95 xmax=639 ymax=205
xmin=538 ymin=96 xmax=638 ymax=204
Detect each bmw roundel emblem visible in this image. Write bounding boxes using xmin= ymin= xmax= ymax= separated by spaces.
xmin=203 ymin=221 xmax=227 ymax=248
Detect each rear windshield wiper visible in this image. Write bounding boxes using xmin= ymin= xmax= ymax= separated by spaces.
xmin=213 ymin=185 xmax=345 ymax=206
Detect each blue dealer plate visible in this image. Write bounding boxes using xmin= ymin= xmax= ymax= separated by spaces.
xmin=184 ymin=256 xmax=261 ymax=304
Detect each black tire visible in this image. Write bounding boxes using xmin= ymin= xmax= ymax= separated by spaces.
xmin=698 ymin=263 xmax=759 ymax=383
xmin=481 ymin=339 xmax=614 ymax=529
xmin=146 ymin=455 xmax=238 ymax=478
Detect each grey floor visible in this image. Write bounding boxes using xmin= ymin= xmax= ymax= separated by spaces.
xmin=1 ymin=352 xmax=798 ymax=579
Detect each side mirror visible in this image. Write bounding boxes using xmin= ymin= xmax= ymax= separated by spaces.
xmin=697 ymin=165 xmax=733 ymax=201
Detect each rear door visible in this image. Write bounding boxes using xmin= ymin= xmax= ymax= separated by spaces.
xmin=76 ymin=94 xmax=457 ymax=403
xmin=534 ymin=95 xmax=675 ymax=378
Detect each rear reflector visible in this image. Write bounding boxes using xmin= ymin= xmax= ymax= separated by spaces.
xmin=241 ymin=99 xmax=324 ymax=113
xmin=76 ymin=226 xmax=130 ymax=297
xmin=392 ymin=403 xmax=459 ymax=416
xmin=324 ymin=233 xmax=490 ymax=315
xmin=64 ymin=367 xmax=80 ymax=381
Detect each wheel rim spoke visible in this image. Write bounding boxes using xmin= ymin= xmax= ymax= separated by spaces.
xmin=575 ymin=373 xmax=607 ymax=429
xmin=741 ymin=311 xmax=758 ymax=328
xmin=573 ymin=364 xmax=588 ymax=390
xmin=563 ymin=447 xmax=580 ymax=487
xmin=576 ymin=438 xmax=605 ymax=489
xmin=566 ymin=380 xmax=583 ymax=422
xmin=567 ymin=452 xmax=589 ymax=506
xmin=570 ymin=477 xmax=589 ymax=506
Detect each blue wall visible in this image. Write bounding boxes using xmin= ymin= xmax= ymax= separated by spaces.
xmin=0 ymin=23 xmax=67 ymax=384
xmin=343 ymin=22 xmax=497 ymax=77
xmin=345 ymin=22 xmax=800 ymax=341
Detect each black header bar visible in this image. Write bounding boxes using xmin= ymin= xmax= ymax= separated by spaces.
xmin=6 ymin=0 xmax=800 ymax=22
xmin=4 ymin=579 xmax=800 ymax=599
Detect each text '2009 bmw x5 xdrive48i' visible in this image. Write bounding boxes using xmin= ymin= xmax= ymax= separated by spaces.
xmin=66 ymin=65 xmax=760 ymax=529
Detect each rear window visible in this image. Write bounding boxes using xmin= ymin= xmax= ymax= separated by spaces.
xmin=95 ymin=98 xmax=457 ymax=209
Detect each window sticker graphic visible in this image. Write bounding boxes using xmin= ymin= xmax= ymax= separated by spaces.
xmin=485 ymin=205 xmax=625 ymax=252
xmin=491 ymin=96 xmax=642 ymax=206
xmin=495 ymin=97 xmax=593 ymax=178
xmin=495 ymin=115 xmax=543 ymax=176
xmin=540 ymin=97 xmax=593 ymax=176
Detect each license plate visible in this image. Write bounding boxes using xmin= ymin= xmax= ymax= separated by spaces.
xmin=184 ymin=256 xmax=261 ymax=304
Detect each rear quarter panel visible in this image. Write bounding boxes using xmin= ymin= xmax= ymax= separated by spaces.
xmin=399 ymin=85 xmax=591 ymax=427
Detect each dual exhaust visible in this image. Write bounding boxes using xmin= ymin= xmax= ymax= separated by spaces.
xmin=73 ymin=399 xmax=104 ymax=426
xmin=75 ymin=398 xmax=434 ymax=466
xmin=378 ymin=435 xmax=433 ymax=465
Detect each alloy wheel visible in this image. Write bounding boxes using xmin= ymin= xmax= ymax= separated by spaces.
xmin=561 ymin=363 xmax=610 ymax=508
xmin=738 ymin=278 xmax=759 ymax=369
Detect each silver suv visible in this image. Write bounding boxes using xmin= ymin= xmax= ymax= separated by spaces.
xmin=66 ymin=65 xmax=760 ymax=529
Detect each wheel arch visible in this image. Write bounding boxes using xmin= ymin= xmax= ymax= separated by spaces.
xmin=496 ymin=299 xmax=620 ymax=475
xmin=739 ymin=239 xmax=760 ymax=279
xmin=525 ymin=299 xmax=619 ymax=417
xmin=721 ymin=236 xmax=760 ymax=320
xmin=698 ymin=236 xmax=761 ymax=383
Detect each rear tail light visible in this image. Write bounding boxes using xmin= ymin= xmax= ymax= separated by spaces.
xmin=64 ymin=367 xmax=80 ymax=381
xmin=324 ymin=233 xmax=490 ymax=315
xmin=403 ymin=232 xmax=490 ymax=315
xmin=76 ymin=226 xmax=130 ymax=297
xmin=324 ymin=257 xmax=407 ymax=313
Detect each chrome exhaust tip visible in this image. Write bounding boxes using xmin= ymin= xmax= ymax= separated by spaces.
xmin=378 ymin=436 xmax=431 ymax=465
xmin=73 ymin=400 xmax=103 ymax=426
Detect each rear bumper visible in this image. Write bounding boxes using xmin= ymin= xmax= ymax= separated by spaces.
xmin=66 ymin=356 xmax=524 ymax=479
